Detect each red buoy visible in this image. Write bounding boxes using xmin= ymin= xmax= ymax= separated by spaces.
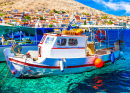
xmin=94 ymin=58 xmax=104 ymax=68
xmin=12 ymin=71 xmax=16 ymax=75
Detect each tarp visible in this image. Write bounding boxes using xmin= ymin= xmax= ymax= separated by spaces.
xmin=0 ymin=25 xmax=64 ymax=36
xmin=0 ymin=25 xmax=36 ymax=36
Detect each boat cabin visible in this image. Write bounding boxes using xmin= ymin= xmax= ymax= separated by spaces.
xmin=38 ymin=34 xmax=88 ymax=61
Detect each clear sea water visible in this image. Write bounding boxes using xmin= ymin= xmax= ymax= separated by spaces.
xmin=0 ymin=29 xmax=130 ymax=93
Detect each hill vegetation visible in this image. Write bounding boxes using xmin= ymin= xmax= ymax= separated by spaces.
xmin=0 ymin=0 xmax=107 ymax=16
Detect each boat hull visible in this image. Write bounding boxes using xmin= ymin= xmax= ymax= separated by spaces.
xmin=4 ymin=48 xmax=120 ymax=78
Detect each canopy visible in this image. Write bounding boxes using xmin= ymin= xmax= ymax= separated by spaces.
xmin=0 ymin=25 xmax=36 ymax=36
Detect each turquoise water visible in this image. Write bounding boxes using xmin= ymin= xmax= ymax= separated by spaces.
xmin=0 ymin=30 xmax=130 ymax=93
xmin=0 ymin=48 xmax=130 ymax=93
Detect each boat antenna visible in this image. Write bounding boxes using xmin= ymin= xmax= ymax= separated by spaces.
xmin=35 ymin=19 xmax=40 ymax=28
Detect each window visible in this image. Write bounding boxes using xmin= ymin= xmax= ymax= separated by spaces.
xmin=40 ymin=36 xmax=45 ymax=43
xmin=45 ymin=37 xmax=54 ymax=44
xmin=68 ymin=38 xmax=78 ymax=46
xmin=57 ymin=38 xmax=66 ymax=46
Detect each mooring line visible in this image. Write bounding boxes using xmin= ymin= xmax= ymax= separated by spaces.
xmin=0 ymin=63 xmax=7 ymax=73
xmin=18 ymin=59 xmax=26 ymax=93
xmin=0 ymin=60 xmax=11 ymax=85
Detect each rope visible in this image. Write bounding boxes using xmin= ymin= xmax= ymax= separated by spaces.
xmin=0 ymin=60 xmax=11 ymax=85
xmin=0 ymin=63 xmax=7 ymax=73
xmin=18 ymin=59 xmax=26 ymax=93
xmin=17 ymin=59 xmax=57 ymax=93
xmin=0 ymin=67 xmax=10 ymax=84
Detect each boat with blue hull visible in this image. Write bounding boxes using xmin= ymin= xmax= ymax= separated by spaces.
xmin=4 ymin=25 xmax=125 ymax=77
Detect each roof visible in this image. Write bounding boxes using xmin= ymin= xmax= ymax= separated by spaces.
xmin=0 ymin=25 xmax=36 ymax=35
xmin=80 ymin=25 xmax=126 ymax=28
xmin=75 ymin=15 xmax=80 ymax=20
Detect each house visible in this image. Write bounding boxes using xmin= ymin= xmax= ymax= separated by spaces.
xmin=3 ymin=14 xmax=13 ymax=18
xmin=80 ymin=17 xmax=87 ymax=21
xmin=3 ymin=18 xmax=10 ymax=24
xmin=44 ymin=13 xmax=50 ymax=18
xmin=13 ymin=9 xmax=19 ymax=13
xmin=75 ymin=15 xmax=80 ymax=21
xmin=13 ymin=13 xmax=23 ymax=19
xmin=28 ymin=9 xmax=34 ymax=13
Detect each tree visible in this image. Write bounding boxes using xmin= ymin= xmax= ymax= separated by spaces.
xmin=61 ymin=10 xmax=66 ymax=14
xmin=101 ymin=15 xmax=108 ymax=19
xmin=22 ymin=20 xmax=27 ymax=23
xmin=24 ymin=15 xmax=31 ymax=20
xmin=107 ymin=20 xmax=113 ymax=24
xmin=84 ymin=20 xmax=86 ymax=25
xmin=48 ymin=24 xmax=53 ymax=27
xmin=82 ymin=12 xmax=87 ymax=15
xmin=99 ymin=9 xmax=101 ymax=11
xmin=53 ymin=9 xmax=58 ymax=13
xmin=39 ymin=16 xmax=43 ymax=20
xmin=0 ymin=14 xmax=5 ymax=17
xmin=32 ymin=17 xmax=36 ymax=20
xmin=86 ymin=13 xmax=91 ymax=16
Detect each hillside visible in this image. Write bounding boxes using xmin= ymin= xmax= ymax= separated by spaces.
xmin=0 ymin=0 xmax=107 ymax=15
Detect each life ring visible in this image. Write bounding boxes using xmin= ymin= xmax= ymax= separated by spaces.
xmin=96 ymin=30 xmax=106 ymax=42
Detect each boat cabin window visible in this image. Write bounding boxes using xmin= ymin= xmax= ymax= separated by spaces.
xmin=57 ymin=38 xmax=66 ymax=46
xmin=40 ymin=36 xmax=45 ymax=43
xmin=68 ymin=38 xmax=78 ymax=46
xmin=45 ymin=37 xmax=54 ymax=44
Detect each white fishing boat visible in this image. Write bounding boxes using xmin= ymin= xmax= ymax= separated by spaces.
xmin=4 ymin=25 xmax=125 ymax=78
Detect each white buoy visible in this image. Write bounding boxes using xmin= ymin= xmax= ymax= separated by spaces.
xmin=59 ymin=59 xmax=64 ymax=72
xmin=120 ymin=51 xmax=125 ymax=60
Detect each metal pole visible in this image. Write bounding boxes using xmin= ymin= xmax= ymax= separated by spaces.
xmin=20 ymin=30 xmax=21 ymax=44
xmin=35 ymin=28 xmax=37 ymax=44
xmin=12 ymin=29 xmax=13 ymax=39
xmin=108 ymin=28 xmax=109 ymax=48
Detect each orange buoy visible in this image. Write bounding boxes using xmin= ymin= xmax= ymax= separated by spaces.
xmin=94 ymin=58 xmax=103 ymax=68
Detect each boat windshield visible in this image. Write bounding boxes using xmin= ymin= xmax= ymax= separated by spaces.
xmin=45 ymin=37 xmax=54 ymax=45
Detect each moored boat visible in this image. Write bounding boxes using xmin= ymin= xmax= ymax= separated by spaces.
xmin=4 ymin=25 xmax=125 ymax=78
